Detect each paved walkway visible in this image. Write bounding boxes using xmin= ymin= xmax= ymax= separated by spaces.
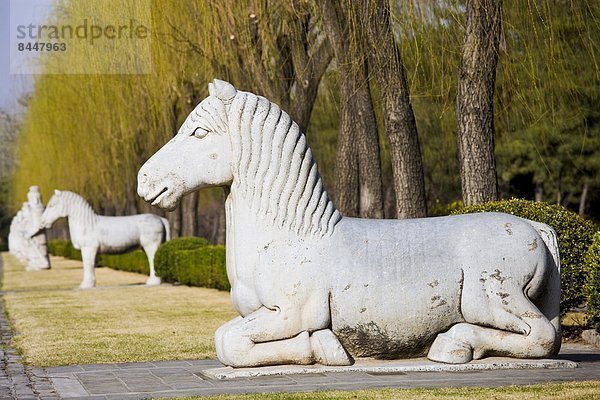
xmin=42 ymin=344 xmax=600 ymax=399
xmin=0 ymin=256 xmax=598 ymax=399
xmin=0 ymin=256 xmax=60 ymax=400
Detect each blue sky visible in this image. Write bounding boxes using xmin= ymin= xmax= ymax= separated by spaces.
xmin=1 ymin=0 xmax=55 ymax=111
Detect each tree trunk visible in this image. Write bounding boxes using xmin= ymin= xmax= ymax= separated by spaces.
xmin=287 ymin=15 xmax=333 ymax=133
xmin=534 ymin=182 xmax=543 ymax=202
xmin=457 ymin=0 xmax=502 ymax=206
xmin=211 ymin=2 xmax=332 ymax=135
xmin=319 ymin=0 xmax=384 ymax=218
xmin=215 ymin=189 xmax=227 ymax=245
xmin=181 ymin=192 xmax=199 ymax=236
xmin=579 ymin=182 xmax=589 ymax=217
xmin=166 ymin=206 xmax=182 ymax=239
xmin=289 ymin=73 xmax=324 ymax=134
xmin=347 ymin=65 xmax=384 ymax=219
xmin=358 ymin=0 xmax=427 ymax=219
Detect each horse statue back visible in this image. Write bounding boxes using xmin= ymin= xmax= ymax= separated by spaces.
xmin=40 ymin=190 xmax=169 ymax=288
xmin=137 ymin=79 xmax=561 ymax=367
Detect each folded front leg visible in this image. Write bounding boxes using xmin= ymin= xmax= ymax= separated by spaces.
xmin=215 ymin=306 xmax=353 ymax=367
xmin=215 ymin=306 xmax=313 ymax=367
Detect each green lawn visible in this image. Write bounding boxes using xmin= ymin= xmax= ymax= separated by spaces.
xmin=167 ymin=381 xmax=600 ymax=399
xmin=1 ymin=253 xmax=237 ymax=367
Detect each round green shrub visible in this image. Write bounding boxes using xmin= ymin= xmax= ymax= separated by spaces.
xmin=453 ymin=199 xmax=597 ymax=312
xmin=584 ymin=232 xmax=600 ymax=331
xmin=154 ymin=237 xmax=209 ymax=282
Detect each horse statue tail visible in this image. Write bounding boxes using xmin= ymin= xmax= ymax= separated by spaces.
xmin=528 ymin=221 xmax=560 ymax=273
xmin=160 ymin=217 xmax=171 ymax=242
xmin=527 ymin=219 xmax=561 ymax=354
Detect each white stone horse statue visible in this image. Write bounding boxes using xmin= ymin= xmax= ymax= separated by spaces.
xmin=39 ymin=190 xmax=170 ymax=288
xmin=138 ymin=79 xmax=561 ymax=367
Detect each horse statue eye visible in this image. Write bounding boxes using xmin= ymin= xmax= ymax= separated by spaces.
xmin=192 ymin=127 xmax=209 ymax=139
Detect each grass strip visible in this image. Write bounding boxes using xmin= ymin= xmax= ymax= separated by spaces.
xmin=1 ymin=253 xmax=236 ymax=367
xmin=169 ymin=381 xmax=600 ymax=399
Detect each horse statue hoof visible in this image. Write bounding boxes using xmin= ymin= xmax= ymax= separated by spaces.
xmin=427 ymin=333 xmax=473 ymax=364
xmin=145 ymin=275 xmax=161 ymax=286
xmin=79 ymin=281 xmax=95 ymax=289
xmin=310 ymin=330 xmax=353 ymax=366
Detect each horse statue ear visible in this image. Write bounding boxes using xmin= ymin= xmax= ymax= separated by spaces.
xmin=208 ymin=79 xmax=237 ymax=104
xmin=54 ymin=189 xmax=61 ymax=195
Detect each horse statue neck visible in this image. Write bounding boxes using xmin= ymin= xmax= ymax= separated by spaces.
xmin=61 ymin=192 xmax=98 ymax=244
xmin=227 ymin=91 xmax=341 ymax=238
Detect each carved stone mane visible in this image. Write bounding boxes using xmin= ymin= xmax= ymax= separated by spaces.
xmin=60 ymin=191 xmax=97 ymax=229
xmin=226 ymin=91 xmax=341 ymax=237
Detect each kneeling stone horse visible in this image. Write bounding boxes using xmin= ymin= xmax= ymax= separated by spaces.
xmin=138 ymin=80 xmax=561 ymax=367
xmin=40 ymin=190 xmax=169 ymax=288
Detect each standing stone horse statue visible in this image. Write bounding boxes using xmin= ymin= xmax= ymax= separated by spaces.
xmin=138 ymin=79 xmax=561 ymax=367
xmin=39 ymin=190 xmax=169 ymax=288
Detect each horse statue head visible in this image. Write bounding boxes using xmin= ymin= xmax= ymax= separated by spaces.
xmin=137 ymin=80 xmax=236 ymax=211
xmin=138 ymin=79 xmax=339 ymax=236
xmin=39 ymin=190 xmax=69 ymax=229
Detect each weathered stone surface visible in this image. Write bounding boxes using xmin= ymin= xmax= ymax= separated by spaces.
xmin=138 ymin=79 xmax=563 ymax=368
xmin=582 ymin=329 xmax=600 ymax=347
xmin=39 ymin=190 xmax=169 ymax=288
xmin=8 ymin=186 xmax=51 ymax=271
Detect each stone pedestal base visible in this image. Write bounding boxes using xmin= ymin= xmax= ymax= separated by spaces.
xmin=202 ymin=357 xmax=578 ymax=380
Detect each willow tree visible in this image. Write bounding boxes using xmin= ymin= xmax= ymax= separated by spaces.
xmin=0 ymin=110 xmax=18 ymax=181
xmin=0 ymin=110 xmax=19 ymax=243
xmin=495 ymin=0 xmax=600 ymax=213
xmin=167 ymin=1 xmax=332 ymax=134
xmin=159 ymin=1 xmax=334 ymax=235
xmin=12 ymin=0 xmax=215 ymax=237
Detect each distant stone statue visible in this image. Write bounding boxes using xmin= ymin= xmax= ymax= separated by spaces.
xmin=26 ymin=186 xmax=51 ymax=270
xmin=8 ymin=209 xmax=29 ymax=263
xmin=39 ymin=190 xmax=169 ymax=288
xmin=8 ymin=186 xmax=51 ymax=271
xmin=138 ymin=79 xmax=561 ymax=367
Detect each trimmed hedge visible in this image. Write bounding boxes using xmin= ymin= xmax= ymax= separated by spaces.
xmin=584 ymin=232 xmax=600 ymax=331
xmin=48 ymin=239 xmax=82 ymax=260
xmin=453 ymin=199 xmax=598 ymax=313
xmin=98 ymin=250 xmax=149 ymax=275
xmin=48 ymin=237 xmax=229 ymax=291
xmin=155 ymin=237 xmax=228 ymax=290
